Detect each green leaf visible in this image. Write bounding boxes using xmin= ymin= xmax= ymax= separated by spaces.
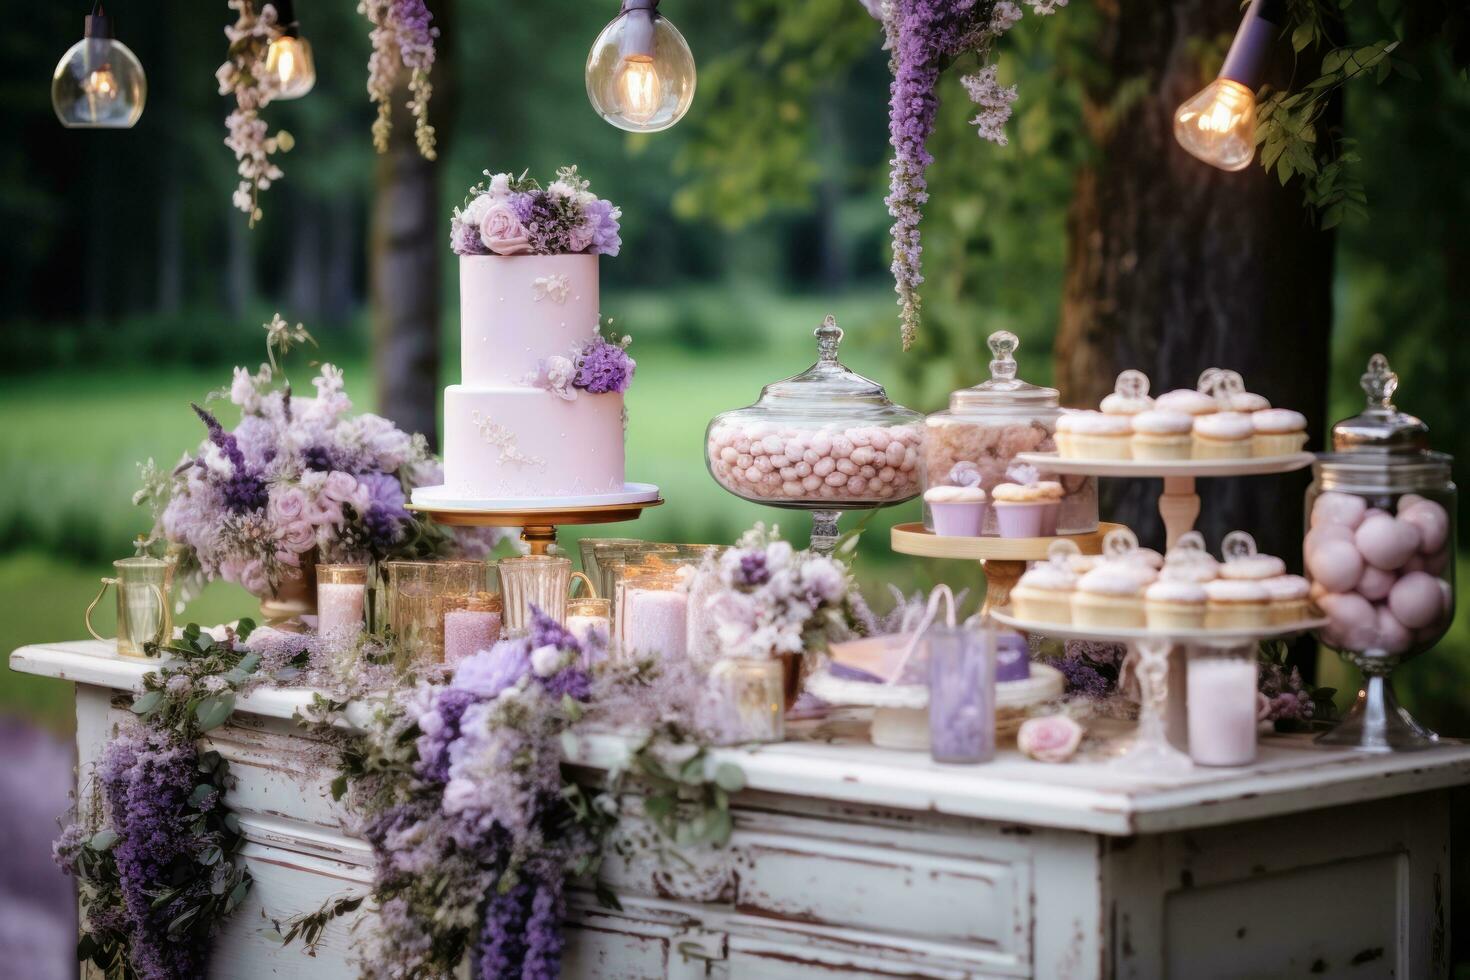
xmin=195 ymin=693 xmax=236 ymax=732
xmin=1321 ymin=49 xmax=1349 ymax=74
xmin=594 ymin=881 xmax=623 ymax=911
xmin=679 ymin=754 xmax=707 ymax=785
xmin=714 ymin=763 xmax=746 ymax=793
xmin=644 ymin=795 xmax=675 ymax=821
xmin=330 ymin=773 xmax=349 ymax=801
xmin=200 ymin=844 xmax=224 ymax=867
xmin=1291 ymin=22 xmax=1315 ymax=53
xmin=89 ymin=829 xmax=119 ymax=851
xmin=706 ymin=807 xmax=734 ymax=845
xmin=189 ymin=783 xmax=217 ymax=806
xmin=132 ymin=690 xmax=164 ymax=715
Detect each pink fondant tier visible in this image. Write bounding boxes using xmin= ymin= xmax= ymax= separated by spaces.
xmin=441 ymin=385 xmax=625 ymax=498
xmin=459 ymin=253 xmax=601 ymax=386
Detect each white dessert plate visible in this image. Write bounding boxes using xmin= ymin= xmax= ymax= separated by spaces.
xmin=990 ymin=608 xmax=1328 ymax=645
xmin=411 ymin=482 xmax=662 ymax=512
xmin=806 ymin=662 xmax=1064 ymax=710
xmin=1014 ymin=452 xmax=1315 ymax=478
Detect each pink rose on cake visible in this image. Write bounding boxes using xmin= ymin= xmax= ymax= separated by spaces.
xmin=479 ymin=200 xmax=533 ymax=255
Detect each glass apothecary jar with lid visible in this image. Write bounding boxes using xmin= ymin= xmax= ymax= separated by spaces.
xmin=705 ymin=315 xmax=925 ymax=553
xmin=921 ymin=330 xmax=1098 ymax=536
xmin=1304 ymin=354 xmax=1456 ymax=751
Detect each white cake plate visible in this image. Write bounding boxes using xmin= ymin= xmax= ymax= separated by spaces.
xmin=990 ymin=608 xmax=1328 ymax=647
xmin=411 ymin=482 xmax=662 ymax=511
xmin=806 ymin=663 xmax=1065 ymax=751
xmin=1014 ymin=452 xmax=1315 ymax=549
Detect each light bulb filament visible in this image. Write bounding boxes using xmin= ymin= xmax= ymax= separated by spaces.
xmin=618 ymin=57 xmax=661 ymax=124
xmin=84 ymin=66 xmax=118 ymax=101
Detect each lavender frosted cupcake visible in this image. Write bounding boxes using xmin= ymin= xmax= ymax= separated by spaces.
xmin=924 ymin=485 xmax=988 ymax=537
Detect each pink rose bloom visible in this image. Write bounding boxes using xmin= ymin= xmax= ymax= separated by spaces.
xmin=321 ymin=470 xmax=360 ymax=504
xmin=277 ymin=519 xmax=316 ymax=555
xmin=479 ymin=201 xmax=533 ymax=255
xmin=220 ymin=556 xmax=272 ymax=598
xmin=1016 ymin=715 xmax=1084 ymax=764
xmin=269 ymin=485 xmax=308 ymax=524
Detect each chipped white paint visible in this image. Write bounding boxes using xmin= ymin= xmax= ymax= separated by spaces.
xmin=18 ymin=641 xmax=1465 ymax=979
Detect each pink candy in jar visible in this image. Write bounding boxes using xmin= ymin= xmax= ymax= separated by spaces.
xmin=1306 ymin=490 xmax=1454 ymax=654
xmin=706 ymin=421 xmax=923 ymax=505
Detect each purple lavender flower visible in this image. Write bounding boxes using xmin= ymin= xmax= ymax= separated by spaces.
xmin=453 ymin=640 xmax=531 ymax=698
xmin=476 ymin=882 xmax=531 ymax=979
xmin=302 ymin=444 xmax=335 ymax=472
xmin=192 ymin=403 xmax=246 ymax=472
xmin=415 ymin=686 xmax=478 ymax=785
xmin=520 ymin=875 xmax=567 ymax=980
xmin=540 ymin=666 xmax=592 ymax=702
xmin=735 ymin=552 xmax=771 ymax=587
xmin=579 ymin=198 xmax=622 ymax=257
xmin=222 ymin=472 xmax=269 ymax=514
xmin=575 ymin=340 xmax=635 ymax=395
xmin=1056 ymin=655 xmax=1110 ymax=700
xmin=528 ymin=607 xmax=579 ymax=653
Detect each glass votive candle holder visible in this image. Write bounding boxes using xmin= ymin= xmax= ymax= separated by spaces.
xmin=566 ymin=597 xmax=612 ymax=665
xmin=384 ymin=560 xmax=485 ymax=667
xmin=927 ymin=625 xmax=997 ymax=764
xmin=440 ymin=592 xmax=503 ymax=667
xmin=316 ymin=564 xmax=368 ymax=641
xmin=498 ymin=555 xmax=594 ymax=633
xmin=617 ymin=569 xmax=689 ymax=661
xmin=580 ymin=537 xmax=643 ymax=597
xmin=709 ymin=657 xmax=785 ymax=744
xmin=1186 ymin=644 xmax=1259 ymax=767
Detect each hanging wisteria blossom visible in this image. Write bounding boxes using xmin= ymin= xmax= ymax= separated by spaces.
xmin=360 ymin=0 xmax=440 ymax=159
xmin=870 ymin=0 xmax=1066 ymax=350
xmin=217 ymin=1 xmax=294 ymax=226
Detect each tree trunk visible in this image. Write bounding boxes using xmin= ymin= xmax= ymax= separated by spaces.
xmin=1055 ymin=0 xmax=1335 ymax=566
xmin=371 ymin=0 xmax=456 ymax=447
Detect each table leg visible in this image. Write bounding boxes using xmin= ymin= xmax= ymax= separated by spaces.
xmin=1159 ymin=476 xmax=1201 ymax=549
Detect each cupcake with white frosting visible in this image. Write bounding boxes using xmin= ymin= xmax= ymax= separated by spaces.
xmin=1012 ymin=562 xmax=1077 ymax=625
xmin=1156 ymin=388 xmax=1218 ymax=417
xmin=1251 ymin=408 xmax=1309 ymax=457
xmin=924 ymin=485 xmax=988 ymax=538
xmin=1057 ymin=411 xmax=1132 ymax=460
xmin=1145 ymin=577 xmax=1208 ymax=631
xmin=1203 ymin=579 xmax=1271 ymax=629
xmin=1262 ymin=574 xmax=1311 ymax=625
xmin=1192 ymin=412 xmax=1254 ymax=459
xmin=1072 ymin=565 xmax=1148 ymax=628
xmin=1100 ymin=370 xmax=1154 ymax=418
xmin=992 ymin=481 xmax=1064 ymax=538
xmin=1131 ymin=408 xmax=1194 ymax=460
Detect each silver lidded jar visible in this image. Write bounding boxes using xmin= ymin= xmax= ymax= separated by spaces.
xmin=1304 ymin=353 xmax=1456 ymax=751
xmin=705 ymin=315 xmax=925 ymax=552
xmin=921 ymin=330 xmax=1098 ymax=536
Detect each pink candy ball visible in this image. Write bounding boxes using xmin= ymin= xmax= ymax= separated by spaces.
xmin=1355 ymin=564 xmax=1397 ymax=602
xmin=1304 ymin=524 xmax=1354 ymax=557
xmin=1319 ymin=592 xmax=1379 ymax=650
xmin=1312 ymin=492 xmax=1367 ymax=529
xmin=1374 ymin=605 xmax=1413 ymax=655
xmin=1398 ymin=499 xmax=1449 ymax=555
xmin=1387 ymin=571 xmax=1444 ymax=630
xmin=1354 ymin=514 xmax=1421 ymax=571
xmin=1306 ymin=539 xmax=1364 ymax=593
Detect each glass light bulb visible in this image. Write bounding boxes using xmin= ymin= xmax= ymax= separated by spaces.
xmin=266 ymin=34 xmax=316 ymax=100
xmin=52 ymin=36 xmax=145 ymax=129
xmin=1173 ymin=78 xmax=1257 ymax=172
xmin=586 ymin=10 xmax=695 ymax=133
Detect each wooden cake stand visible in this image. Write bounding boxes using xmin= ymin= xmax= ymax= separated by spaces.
xmin=410 ymin=498 xmax=664 ymax=555
xmin=890 ymin=521 xmax=1127 ymax=613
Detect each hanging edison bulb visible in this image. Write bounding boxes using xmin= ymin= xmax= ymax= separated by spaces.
xmin=265 ymin=0 xmax=316 ymax=100
xmin=1173 ymin=0 xmax=1284 ymax=172
xmin=586 ymin=0 xmax=696 ymax=133
xmin=52 ymin=4 xmax=146 ymax=129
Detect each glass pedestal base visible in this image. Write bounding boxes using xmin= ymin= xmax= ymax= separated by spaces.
xmin=1316 ymin=672 xmax=1439 ymax=752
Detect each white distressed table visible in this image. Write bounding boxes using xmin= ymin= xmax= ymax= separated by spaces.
xmin=13 ymin=640 xmax=1470 ymax=979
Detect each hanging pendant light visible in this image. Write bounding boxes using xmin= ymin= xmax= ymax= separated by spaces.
xmin=585 ymin=0 xmax=696 ymax=133
xmin=265 ymin=0 xmax=316 ymax=100
xmin=52 ymin=3 xmax=146 ymax=129
xmin=1173 ymin=0 xmax=1285 ymax=172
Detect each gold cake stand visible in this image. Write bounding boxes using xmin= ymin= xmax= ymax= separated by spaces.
xmin=890 ymin=521 xmax=1125 ymax=613
xmin=410 ymin=498 xmax=665 ymax=556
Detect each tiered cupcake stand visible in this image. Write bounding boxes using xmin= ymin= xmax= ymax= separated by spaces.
xmin=991 ymin=610 xmax=1327 ymax=772
xmin=1015 ymin=453 xmax=1315 ymax=547
xmin=410 ymin=484 xmax=664 ymax=556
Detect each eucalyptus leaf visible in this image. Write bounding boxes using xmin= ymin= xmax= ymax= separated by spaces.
xmin=196 ymin=693 xmax=236 ymax=732
xmin=714 ymin=762 xmax=746 ymax=793
xmin=131 ymin=690 xmax=164 ymax=715
xmin=88 ymin=829 xmax=119 ymax=851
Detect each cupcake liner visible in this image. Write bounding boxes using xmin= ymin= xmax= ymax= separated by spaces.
xmin=995 ymin=502 xmax=1044 ymax=538
xmin=930 ymin=501 xmax=987 ymax=538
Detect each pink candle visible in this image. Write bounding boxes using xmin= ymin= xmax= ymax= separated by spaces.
xmin=444 ymin=609 xmax=502 ymax=666
xmin=567 ymin=614 xmax=610 ymax=658
xmin=1186 ymin=652 xmax=1258 ymax=766
xmin=317 ymin=582 xmax=366 ymax=638
xmin=622 ymin=588 xmax=688 ymax=659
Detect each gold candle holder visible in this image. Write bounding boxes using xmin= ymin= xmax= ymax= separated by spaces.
xmin=710 ymin=658 xmax=785 ymax=744
xmin=615 ymin=567 xmax=688 ymax=661
xmin=440 ymin=591 xmax=504 ymax=666
xmin=384 ymin=560 xmax=485 ymax=668
xmin=566 ymin=596 xmax=612 ymax=663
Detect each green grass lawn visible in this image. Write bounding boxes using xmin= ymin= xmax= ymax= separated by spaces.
xmin=2 ymin=293 xmax=1466 ymax=736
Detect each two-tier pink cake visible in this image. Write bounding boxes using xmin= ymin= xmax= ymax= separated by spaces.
xmin=438 ymin=253 xmax=625 ymax=499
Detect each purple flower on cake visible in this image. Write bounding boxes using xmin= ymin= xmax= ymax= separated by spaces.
xmin=1016 ymin=715 xmax=1084 ymax=763
xmin=575 ymin=337 xmax=636 ymax=394
xmin=450 ymin=166 xmax=621 ymax=257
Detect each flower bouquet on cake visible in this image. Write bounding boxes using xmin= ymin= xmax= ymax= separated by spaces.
xmin=136 ymin=316 xmax=501 ymax=612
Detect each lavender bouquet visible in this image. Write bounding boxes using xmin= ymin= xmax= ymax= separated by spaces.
xmin=137 ymin=316 xmax=498 ymax=603
xmin=450 ymin=166 xmax=622 ymax=257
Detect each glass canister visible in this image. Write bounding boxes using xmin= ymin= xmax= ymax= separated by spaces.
xmin=921 ymin=330 xmax=1098 ymax=536
xmin=705 ymin=315 xmax=925 ymax=550
xmin=384 ymin=560 xmax=485 ymax=667
xmin=1304 ymin=354 xmax=1456 ymax=751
